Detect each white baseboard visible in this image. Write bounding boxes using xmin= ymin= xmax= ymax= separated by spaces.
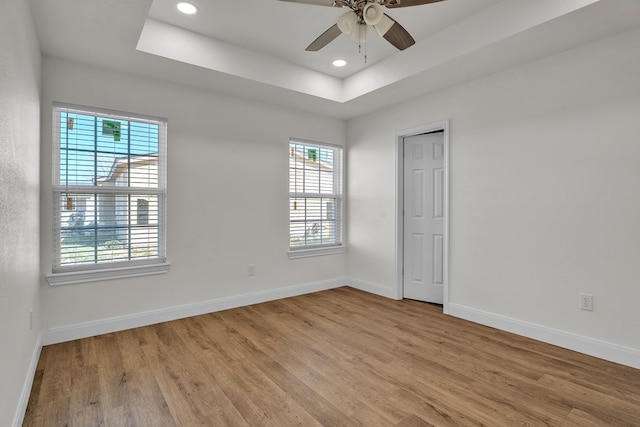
xmin=37 ymin=279 xmax=640 ymax=369
xmin=448 ymin=303 xmax=640 ymax=370
xmin=13 ymin=331 xmax=43 ymax=427
xmin=345 ymin=277 xmax=400 ymax=300
xmin=42 ymin=278 xmax=345 ymax=345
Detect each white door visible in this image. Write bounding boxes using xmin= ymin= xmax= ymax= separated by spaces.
xmin=403 ymin=132 xmax=445 ymax=303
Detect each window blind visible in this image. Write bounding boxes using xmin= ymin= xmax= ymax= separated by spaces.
xmin=289 ymin=139 xmax=343 ymax=250
xmin=52 ymin=103 xmax=167 ymax=272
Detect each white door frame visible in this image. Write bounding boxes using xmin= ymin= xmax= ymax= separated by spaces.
xmin=395 ymin=120 xmax=450 ymax=313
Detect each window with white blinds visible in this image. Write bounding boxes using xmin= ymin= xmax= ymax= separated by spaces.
xmin=289 ymin=139 xmax=343 ymax=256
xmin=51 ymin=103 xmax=167 ymax=276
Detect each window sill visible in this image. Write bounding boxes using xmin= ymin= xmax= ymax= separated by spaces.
xmin=288 ymin=246 xmax=345 ymax=259
xmin=46 ymin=262 xmax=171 ymax=286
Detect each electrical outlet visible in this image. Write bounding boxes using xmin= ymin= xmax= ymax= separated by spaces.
xmin=248 ymin=264 xmax=255 ymax=276
xmin=579 ymin=293 xmax=593 ymax=311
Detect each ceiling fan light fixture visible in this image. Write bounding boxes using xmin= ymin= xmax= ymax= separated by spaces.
xmin=363 ymin=3 xmax=383 ymax=26
xmin=337 ymin=10 xmax=358 ymax=35
xmin=374 ymin=14 xmax=394 ymax=36
xmin=177 ymin=2 xmax=198 ymax=14
xmin=350 ymin=24 xmax=367 ymax=42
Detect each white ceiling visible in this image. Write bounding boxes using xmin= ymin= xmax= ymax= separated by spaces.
xmin=29 ymin=0 xmax=640 ymax=119
xmin=147 ymin=0 xmax=500 ymax=78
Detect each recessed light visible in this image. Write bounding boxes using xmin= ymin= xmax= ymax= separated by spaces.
xmin=333 ymin=59 xmax=347 ymax=67
xmin=177 ymin=2 xmax=198 ymax=14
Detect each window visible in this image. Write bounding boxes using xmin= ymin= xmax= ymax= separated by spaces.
xmin=289 ymin=139 xmax=343 ymax=257
xmin=47 ymin=103 xmax=168 ymax=285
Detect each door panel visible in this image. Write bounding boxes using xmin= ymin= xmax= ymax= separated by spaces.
xmin=403 ymin=132 xmax=445 ymax=303
xmin=412 ymin=170 xmax=424 ymax=218
xmin=432 ymin=234 xmax=444 ymax=285
xmin=412 ymin=233 xmax=424 ymax=283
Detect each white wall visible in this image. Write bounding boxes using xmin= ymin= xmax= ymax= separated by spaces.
xmin=347 ymin=27 xmax=640 ymax=352
xmin=40 ymin=57 xmax=347 ymax=330
xmin=0 ymin=0 xmax=42 ymax=425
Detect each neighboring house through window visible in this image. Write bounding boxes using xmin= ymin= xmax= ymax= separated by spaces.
xmin=47 ymin=103 xmax=169 ymax=285
xmin=289 ymin=139 xmax=343 ymax=258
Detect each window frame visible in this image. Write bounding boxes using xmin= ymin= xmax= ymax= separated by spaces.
xmin=288 ymin=138 xmax=344 ymax=259
xmin=46 ymin=102 xmax=170 ymax=286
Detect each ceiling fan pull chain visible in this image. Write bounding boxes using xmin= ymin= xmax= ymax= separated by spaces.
xmin=365 ymin=27 xmax=368 ymax=63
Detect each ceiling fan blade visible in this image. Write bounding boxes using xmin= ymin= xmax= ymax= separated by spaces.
xmin=277 ymin=0 xmax=336 ymax=6
xmin=385 ymin=0 xmax=445 ymax=8
xmin=306 ymin=24 xmax=342 ymax=51
xmin=379 ymin=15 xmax=415 ymax=50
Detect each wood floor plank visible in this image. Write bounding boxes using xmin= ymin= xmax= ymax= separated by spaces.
xmin=234 ymin=305 xmax=396 ymax=424
xmin=395 ymin=414 xmax=435 ymax=427
xmin=537 ymin=373 xmax=640 ymax=425
xmin=23 ymin=287 xmax=640 ymax=426
xmin=168 ymin=315 xmax=310 ymax=426
xmin=68 ymin=364 xmax=104 ymax=426
xmin=114 ymin=328 xmax=176 ymax=426
xmin=145 ymin=321 xmax=249 ymax=426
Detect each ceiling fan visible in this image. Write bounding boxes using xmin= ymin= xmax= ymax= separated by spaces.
xmin=278 ymin=0 xmax=446 ymax=52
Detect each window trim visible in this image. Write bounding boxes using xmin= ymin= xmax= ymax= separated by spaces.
xmin=288 ymin=138 xmax=344 ymax=258
xmin=287 ymin=245 xmax=344 ymax=259
xmin=47 ymin=102 xmax=169 ymax=285
xmin=46 ymin=261 xmax=171 ymax=286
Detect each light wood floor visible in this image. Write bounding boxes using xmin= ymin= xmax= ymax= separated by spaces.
xmin=24 ymin=287 xmax=640 ymax=426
